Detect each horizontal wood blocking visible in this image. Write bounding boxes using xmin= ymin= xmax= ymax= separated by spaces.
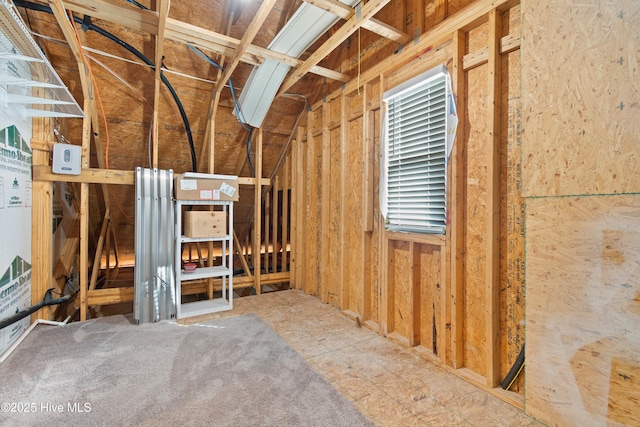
xmin=32 ymin=166 xmax=270 ymax=186
xmin=462 ymin=34 xmax=520 ymax=70
xmin=80 ymin=272 xmax=290 ymax=306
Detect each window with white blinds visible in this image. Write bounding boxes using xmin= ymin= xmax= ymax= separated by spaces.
xmin=382 ymin=66 xmax=448 ymax=234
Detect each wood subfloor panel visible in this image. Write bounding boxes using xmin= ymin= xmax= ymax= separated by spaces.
xmin=183 ymin=290 xmax=541 ymax=426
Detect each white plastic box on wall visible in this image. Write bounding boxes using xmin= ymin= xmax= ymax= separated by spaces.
xmin=174 ymin=173 xmax=239 ymax=202
xmin=52 ymin=143 xmax=81 ymax=175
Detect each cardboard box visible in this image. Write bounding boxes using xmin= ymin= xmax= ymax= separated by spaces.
xmin=174 ymin=173 xmax=239 ymax=201
xmin=183 ymin=211 xmax=226 ymax=238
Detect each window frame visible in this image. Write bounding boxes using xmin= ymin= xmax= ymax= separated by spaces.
xmin=380 ymin=64 xmax=455 ymax=235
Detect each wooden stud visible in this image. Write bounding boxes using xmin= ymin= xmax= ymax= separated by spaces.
xmin=451 ymin=29 xmax=467 ymax=369
xmin=410 ymin=242 xmax=421 ymax=347
xmin=272 ymin=175 xmax=279 ymax=274
xmin=264 ymin=188 xmax=270 ymax=273
xmin=292 ymin=127 xmax=305 ymax=290
xmin=486 ymin=9 xmax=503 ymax=388
xmin=253 ymin=128 xmax=263 ymax=294
xmin=320 ymin=103 xmax=331 ymax=303
xmin=30 ymin=116 xmax=53 ymax=322
xmin=151 ymin=0 xmax=169 ymax=168
xmin=49 ymin=1 xmax=94 ymax=321
xmin=384 ymin=238 xmax=395 ymax=335
xmin=339 ymin=93 xmax=349 ymax=309
xmin=282 ymin=152 xmax=290 ymax=275
xmin=439 ymin=242 xmax=448 ymax=362
xmin=105 ymin=217 xmax=111 ymax=281
xmin=363 ymin=85 xmax=373 ymax=233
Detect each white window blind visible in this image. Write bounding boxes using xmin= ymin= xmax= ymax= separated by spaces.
xmin=382 ymin=66 xmax=449 ymax=234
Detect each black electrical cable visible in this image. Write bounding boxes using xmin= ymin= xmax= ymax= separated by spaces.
xmin=0 ymin=289 xmax=70 ymax=330
xmin=15 ymin=0 xmax=198 ymax=172
xmin=246 ymin=127 xmax=255 ymax=177
xmin=187 ymin=45 xmax=252 ymax=131
xmin=123 ymin=0 xmax=149 ymax=10
xmin=122 ymin=0 xmax=254 ymax=167
xmin=500 ymin=344 xmax=525 ymax=390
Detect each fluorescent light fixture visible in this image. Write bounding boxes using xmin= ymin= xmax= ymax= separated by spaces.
xmin=237 ymin=0 xmax=357 ymax=128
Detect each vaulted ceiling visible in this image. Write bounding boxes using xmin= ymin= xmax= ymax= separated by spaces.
xmin=16 ymin=0 xmax=468 ymax=262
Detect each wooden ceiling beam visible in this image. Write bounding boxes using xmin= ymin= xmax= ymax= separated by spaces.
xmin=214 ymin=0 xmax=279 ymax=98
xmin=278 ymin=0 xmax=392 ymax=96
xmin=166 ymin=19 xmax=349 ymax=82
xmin=305 ymin=0 xmax=410 ymax=44
xmin=52 ymin=0 xmax=349 ymax=82
xmin=58 ymin=0 xmax=159 ymax=34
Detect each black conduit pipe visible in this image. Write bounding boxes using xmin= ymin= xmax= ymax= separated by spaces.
xmin=0 ymin=289 xmax=70 ymax=331
xmin=15 ymin=0 xmax=198 ymax=172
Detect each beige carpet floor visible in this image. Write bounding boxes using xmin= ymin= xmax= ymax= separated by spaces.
xmin=0 ymin=313 xmax=374 ymax=426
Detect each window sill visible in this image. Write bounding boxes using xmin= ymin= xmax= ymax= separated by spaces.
xmin=384 ymin=229 xmax=446 ymax=246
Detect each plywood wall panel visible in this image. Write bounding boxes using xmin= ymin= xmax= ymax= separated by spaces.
xmin=310 ymin=132 xmax=323 ymax=296
xmin=463 ymin=63 xmax=488 ymax=376
xmin=344 ymin=114 xmax=365 ymax=316
xmin=521 ymin=1 xmax=640 ymax=197
xmin=499 ymin=46 xmax=525 ymax=391
xmin=525 ymin=195 xmax=640 ymax=426
xmin=419 ymin=244 xmax=442 ymax=355
xmin=328 ymin=126 xmax=343 ymax=307
xmin=391 ymin=240 xmax=414 ymax=341
xmin=367 ymin=108 xmax=382 ymax=326
xmin=302 ymin=132 xmax=312 ymax=294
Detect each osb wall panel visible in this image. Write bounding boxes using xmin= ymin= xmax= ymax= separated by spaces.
xmin=390 ymin=240 xmax=414 ymax=341
xmin=499 ymin=41 xmax=525 ymax=389
xmin=344 ymin=113 xmax=365 ymax=316
xmin=291 ymin=131 xmax=306 ymax=289
xmin=300 ymin=135 xmax=311 ymax=293
xmin=367 ymin=108 xmax=382 ymax=326
xmin=419 ymin=244 xmax=442 ymax=355
xmin=525 ymin=195 xmax=640 ymax=427
xmin=463 ymin=61 xmax=488 ymax=376
xmin=521 ymin=1 xmax=640 ymax=197
xmin=327 ymin=126 xmax=343 ymax=307
xmin=305 ymin=131 xmax=322 ymax=297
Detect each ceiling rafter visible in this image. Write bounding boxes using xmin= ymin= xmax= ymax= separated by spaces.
xmin=151 ymin=0 xmax=169 ymax=167
xmin=214 ymin=0 xmax=279 ymax=98
xmin=277 ymin=0 xmax=392 ymax=96
xmin=305 ymin=0 xmax=410 ymax=43
xmin=166 ymin=19 xmax=349 ymax=82
xmin=43 ymin=0 xmax=349 ymax=82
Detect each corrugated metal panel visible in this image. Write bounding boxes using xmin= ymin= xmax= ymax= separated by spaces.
xmin=134 ymin=168 xmax=176 ymax=323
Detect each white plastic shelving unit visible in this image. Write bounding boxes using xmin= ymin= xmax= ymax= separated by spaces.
xmin=174 ymin=199 xmax=233 ymax=318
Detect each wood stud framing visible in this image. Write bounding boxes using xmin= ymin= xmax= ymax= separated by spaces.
xmin=29 ymin=0 xmax=524 ymax=408
xmin=289 ymin=0 xmax=524 ymax=407
xmin=485 ymin=8 xmax=502 ymax=388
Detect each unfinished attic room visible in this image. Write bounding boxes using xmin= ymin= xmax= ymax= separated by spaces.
xmin=0 ymin=0 xmax=638 ymax=424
